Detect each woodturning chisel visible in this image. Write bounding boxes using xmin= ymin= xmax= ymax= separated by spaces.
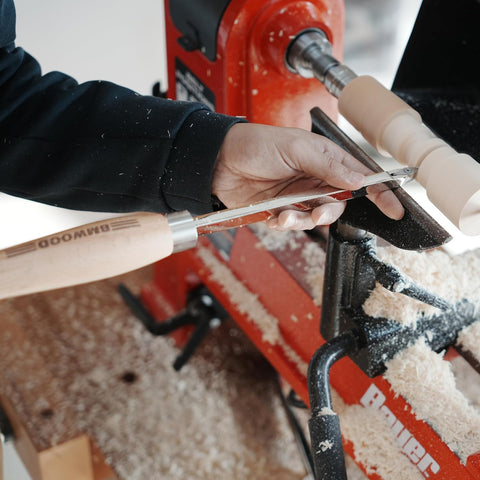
xmin=0 ymin=167 xmax=415 ymax=300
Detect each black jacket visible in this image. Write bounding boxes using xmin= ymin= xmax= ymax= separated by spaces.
xmin=0 ymin=0 xmax=241 ymax=214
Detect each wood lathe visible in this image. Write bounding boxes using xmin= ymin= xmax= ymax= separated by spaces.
xmin=1 ymin=0 xmax=480 ymax=479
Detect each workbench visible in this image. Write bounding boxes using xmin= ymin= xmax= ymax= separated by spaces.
xmin=0 ymin=268 xmax=318 ymax=480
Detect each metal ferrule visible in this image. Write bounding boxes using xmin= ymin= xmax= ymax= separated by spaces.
xmin=167 ymin=210 xmax=198 ymax=253
xmin=286 ymin=29 xmax=357 ymax=97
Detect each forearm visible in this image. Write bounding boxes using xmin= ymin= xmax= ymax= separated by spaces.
xmin=0 ymin=45 xmax=242 ymax=214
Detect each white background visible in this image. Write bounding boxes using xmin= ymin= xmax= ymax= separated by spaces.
xmin=0 ymin=0 xmax=168 ymax=250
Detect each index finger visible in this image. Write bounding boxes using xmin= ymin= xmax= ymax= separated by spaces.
xmin=296 ymin=136 xmax=368 ymax=189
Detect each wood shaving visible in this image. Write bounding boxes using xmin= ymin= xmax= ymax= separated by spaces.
xmin=332 ymin=391 xmax=423 ymax=479
xmin=196 ymin=245 xmax=308 ymax=375
xmin=384 ymin=338 xmax=480 ymax=462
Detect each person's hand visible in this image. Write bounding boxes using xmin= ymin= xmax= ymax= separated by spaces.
xmin=212 ymin=123 xmax=404 ymax=230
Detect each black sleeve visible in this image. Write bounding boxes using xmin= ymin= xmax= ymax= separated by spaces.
xmin=0 ymin=0 xmax=244 ymax=215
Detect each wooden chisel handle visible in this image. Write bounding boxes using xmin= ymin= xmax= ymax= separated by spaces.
xmin=0 ymin=211 xmax=197 ymax=300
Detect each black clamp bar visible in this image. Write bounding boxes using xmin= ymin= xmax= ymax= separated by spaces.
xmin=362 ymin=247 xmax=452 ymax=311
xmin=307 ymin=330 xmax=361 ymax=480
xmin=118 ymin=284 xmax=227 ymax=370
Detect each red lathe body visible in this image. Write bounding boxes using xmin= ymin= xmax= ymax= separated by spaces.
xmin=164 ymin=0 xmax=343 ymax=129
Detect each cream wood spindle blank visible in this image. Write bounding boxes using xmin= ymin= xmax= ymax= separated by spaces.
xmin=338 ymin=75 xmax=480 ymax=235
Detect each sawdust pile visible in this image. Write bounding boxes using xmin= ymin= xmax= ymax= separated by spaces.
xmin=385 ymin=338 xmax=480 ymax=463
xmin=363 ymin=246 xmax=480 ymax=325
xmin=331 ymin=391 xmax=423 ymax=480
xmin=0 ymin=269 xmax=308 ymax=480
